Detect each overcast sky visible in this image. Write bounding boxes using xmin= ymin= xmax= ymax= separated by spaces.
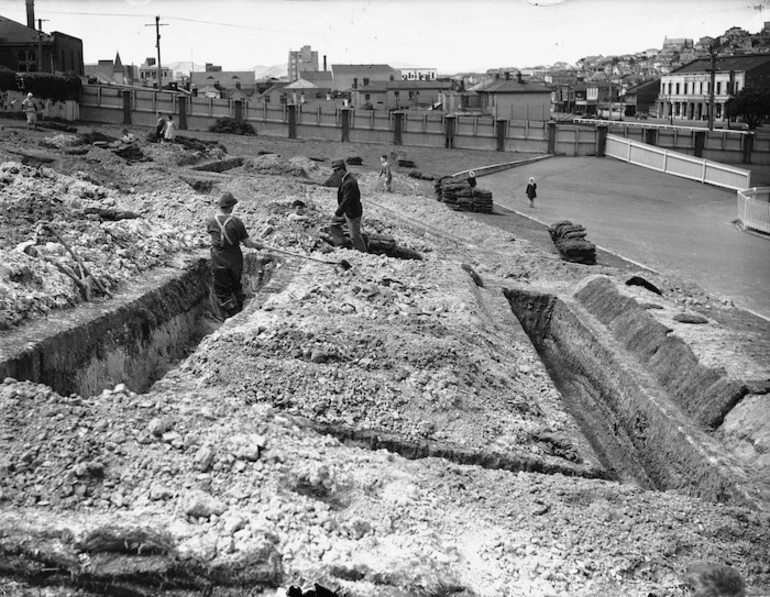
xmin=1 ymin=0 xmax=767 ymax=73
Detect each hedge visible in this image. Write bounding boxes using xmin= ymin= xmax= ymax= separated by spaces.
xmin=0 ymin=66 xmax=81 ymax=101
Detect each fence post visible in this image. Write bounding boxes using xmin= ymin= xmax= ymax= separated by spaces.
xmin=444 ymin=114 xmax=456 ymax=149
xmin=644 ymin=128 xmax=656 ymax=146
xmin=596 ymin=124 xmax=608 ymax=157
xmin=178 ymin=95 xmax=187 ymax=131
xmin=121 ymin=90 xmax=131 ymax=125
xmin=393 ymin=111 xmax=404 ymax=145
xmin=694 ymin=130 xmax=706 ymax=157
xmin=547 ymin=121 xmax=557 ymax=154
xmin=340 ymin=107 xmax=351 ymax=142
xmin=287 ymin=104 xmax=297 ymax=139
xmin=743 ymin=132 xmax=755 ymax=164
xmin=496 ymin=119 xmax=507 ymax=152
xmin=234 ymin=99 xmax=243 ymax=122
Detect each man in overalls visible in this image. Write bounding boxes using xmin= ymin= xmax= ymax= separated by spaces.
xmin=206 ymin=192 xmax=263 ymax=319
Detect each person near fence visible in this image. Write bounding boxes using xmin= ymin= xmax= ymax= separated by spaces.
xmin=526 ymin=176 xmax=537 ymax=208
xmin=155 ymin=112 xmax=166 ymax=143
xmin=468 ymin=170 xmax=477 ymax=188
xmin=21 ymin=92 xmax=38 ymax=129
xmin=206 ymin=192 xmax=264 ymax=319
xmin=379 ymin=154 xmax=393 ymax=192
xmin=163 ymin=115 xmax=176 ymax=143
xmin=329 ymin=159 xmax=367 ymax=253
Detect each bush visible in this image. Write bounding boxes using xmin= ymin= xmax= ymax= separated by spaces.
xmin=208 ymin=117 xmax=256 ymax=135
xmin=0 ymin=68 xmax=81 ymax=101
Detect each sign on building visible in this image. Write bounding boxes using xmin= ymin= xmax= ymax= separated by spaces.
xmin=401 ymin=69 xmax=437 ymax=81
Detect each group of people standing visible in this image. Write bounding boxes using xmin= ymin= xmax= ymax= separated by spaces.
xmin=155 ymin=112 xmax=176 ymax=143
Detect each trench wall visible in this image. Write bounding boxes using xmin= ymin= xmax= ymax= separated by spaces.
xmin=0 ymin=258 xmax=213 ymax=397
xmin=505 ymin=279 xmax=766 ymax=509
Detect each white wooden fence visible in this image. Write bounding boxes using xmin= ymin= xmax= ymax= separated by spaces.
xmin=605 ymin=134 xmax=751 ymax=190
xmin=736 ymin=188 xmax=770 ymax=234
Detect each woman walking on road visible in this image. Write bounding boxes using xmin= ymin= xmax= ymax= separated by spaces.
xmin=526 ymin=176 xmax=537 ymax=208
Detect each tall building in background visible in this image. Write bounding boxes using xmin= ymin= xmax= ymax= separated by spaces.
xmin=288 ymin=45 xmax=319 ymax=82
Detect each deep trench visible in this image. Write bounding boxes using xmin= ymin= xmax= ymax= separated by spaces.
xmin=1 ymin=253 xmax=757 ymax=508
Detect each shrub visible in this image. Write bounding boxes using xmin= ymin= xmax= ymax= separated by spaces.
xmin=0 ymin=68 xmax=81 ymax=101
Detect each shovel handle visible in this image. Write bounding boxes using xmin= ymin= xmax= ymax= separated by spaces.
xmin=261 ymin=244 xmax=339 ymax=266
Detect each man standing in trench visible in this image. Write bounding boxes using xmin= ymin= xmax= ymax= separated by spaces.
xmin=206 ymin=192 xmax=263 ymax=319
xmin=329 ymin=159 xmax=367 ymax=252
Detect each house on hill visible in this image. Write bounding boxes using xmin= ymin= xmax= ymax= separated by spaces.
xmin=350 ymin=79 xmax=452 ymax=111
xmin=191 ymin=70 xmax=256 ymax=98
xmin=0 ymin=13 xmax=83 ymax=74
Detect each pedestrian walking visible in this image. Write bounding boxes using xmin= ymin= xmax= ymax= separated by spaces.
xmin=155 ymin=112 xmax=166 ymax=143
xmin=21 ymin=92 xmax=38 ymax=129
xmin=206 ymin=192 xmax=264 ymax=319
xmin=379 ymin=154 xmax=393 ymax=192
xmin=526 ymin=176 xmax=537 ymax=208
xmin=163 ymin=115 xmax=176 ymax=143
xmin=329 ymin=159 xmax=367 ymax=253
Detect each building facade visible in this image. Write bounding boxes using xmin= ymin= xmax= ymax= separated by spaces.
xmin=0 ymin=14 xmax=83 ymax=75
xmin=329 ymin=64 xmax=400 ymax=92
xmin=656 ymin=55 xmax=770 ymax=122
xmin=475 ymin=72 xmax=553 ymax=121
xmin=288 ymin=45 xmax=319 ymax=82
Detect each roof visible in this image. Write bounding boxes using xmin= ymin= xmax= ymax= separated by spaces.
xmin=285 ymin=78 xmax=319 ymax=89
xmin=386 ymin=80 xmax=452 ymax=90
xmin=331 ymin=64 xmax=398 ymax=75
xmin=672 ymin=54 xmax=770 ymax=74
xmin=476 ymin=77 xmax=552 ymax=94
xmin=0 ymin=15 xmax=52 ymax=44
xmin=190 ymin=71 xmax=256 ymax=87
xmin=299 ymin=71 xmax=333 ymax=84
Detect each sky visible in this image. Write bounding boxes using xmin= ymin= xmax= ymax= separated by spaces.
xmin=1 ymin=0 xmax=768 ymax=73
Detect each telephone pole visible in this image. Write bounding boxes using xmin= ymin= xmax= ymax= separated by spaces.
xmin=36 ymin=18 xmax=48 ymax=72
xmin=708 ymin=44 xmax=717 ymax=131
xmin=145 ymin=16 xmax=168 ymax=89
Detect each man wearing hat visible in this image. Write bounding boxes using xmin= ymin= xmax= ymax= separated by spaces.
xmin=330 ymin=159 xmax=367 ymax=253
xmin=21 ymin=92 xmax=38 ymax=129
xmin=206 ymin=192 xmax=264 ymax=319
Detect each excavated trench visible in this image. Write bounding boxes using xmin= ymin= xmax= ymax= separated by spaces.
xmin=0 ymin=254 xmax=272 ymax=398
xmin=504 ymin=278 xmax=763 ymax=510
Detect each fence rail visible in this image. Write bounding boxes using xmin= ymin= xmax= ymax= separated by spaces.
xmin=736 ymin=188 xmax=770 ymax=234
xmin=605 ymin=134 xmax=751 ymax=190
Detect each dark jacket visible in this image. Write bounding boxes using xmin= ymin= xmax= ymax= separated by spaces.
xmin=335 ymin=172 xmax=363 ymax=219
xmin=526 ymin=183 xmax=537 ymax=199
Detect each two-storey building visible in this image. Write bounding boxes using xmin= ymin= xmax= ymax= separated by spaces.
xmin=657 ymin=54 xmax=770 ymax=123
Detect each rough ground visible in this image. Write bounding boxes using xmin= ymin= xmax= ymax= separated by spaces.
xmin=1 ymin=119 xmax=769 ymax=597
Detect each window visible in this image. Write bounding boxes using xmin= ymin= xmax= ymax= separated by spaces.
xmin=699 ymin=82 xmax=703 ymax=94
xmin=363 ymin=78 xmax=369 ymax=86
xmin=675 ymin=83 xmax=680 ymax=94
xmin=684 ymin=82 xmax=688 ymax=94
xmin=365 ymin=93 xmax=370 ymax=101
xmin=716 ymin=81 xmax=722 ymax=95
xmin=394 ymin=91 xmax=400 ymax=98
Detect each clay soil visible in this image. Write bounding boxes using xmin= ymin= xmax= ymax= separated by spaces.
xmin=1 ymin=118 xmax=769 ymax=597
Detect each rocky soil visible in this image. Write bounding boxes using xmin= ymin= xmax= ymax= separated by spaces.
xmin=1 ymin=119 xmax=769 ymax=597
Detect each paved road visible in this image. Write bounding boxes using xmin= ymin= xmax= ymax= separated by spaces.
xmin=477 ymin=156 xmax=770 ymax=319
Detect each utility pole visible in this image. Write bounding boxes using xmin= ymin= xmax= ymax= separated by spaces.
xmin=36 ymin=18 xmax=48 ymax=72
xmin=145 ymin=16 xmax=168 ymax=89
xmin=708 ymin=44 xmax=717 ymax=131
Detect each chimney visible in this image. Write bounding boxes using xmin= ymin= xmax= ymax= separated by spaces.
xmin=323 ymin=55 xmax=327 ymax=72
xmin=26 ymin=0 xmax=35 ymax=28
xmin=516 ymin=71 xmax=523 ymax=84
xmin=505 ymin=71 xmax=510 ymax=80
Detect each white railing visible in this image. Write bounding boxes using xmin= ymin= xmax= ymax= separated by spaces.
xmin=605 ymin=134 xmax=751 ymax=190
xmin=736 ymin=188 xmax=770 ymax=234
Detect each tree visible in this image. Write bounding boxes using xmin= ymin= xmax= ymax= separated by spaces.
xmin=725 ymin=87 xmax=770 ymax=129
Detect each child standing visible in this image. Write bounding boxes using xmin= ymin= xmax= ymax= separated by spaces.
xmin=526 ymin=176 xmax=537 ymax=208
xmin=379 ymin=155 xmax=393 ymax=192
